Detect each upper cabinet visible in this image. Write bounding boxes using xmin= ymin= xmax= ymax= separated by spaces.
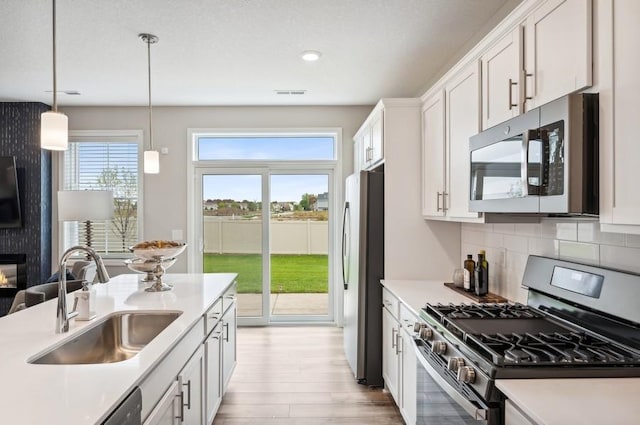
xmin=523 ymin=0 xmax=592 ymax=110
xmin=481 ymin=0 xmax=592 ymax=131
xmin=599 ymin=0 xmax=640 ymax=233
xmin=422 ymin=62 xmax=481 ymax=221
xmin=481 ymin=28 xmax=523 ymax=130
xmin=355 ymin=107 xmax=384 ymax=171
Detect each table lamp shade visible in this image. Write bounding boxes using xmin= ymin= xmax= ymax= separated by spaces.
xmin=57 ymin=191 xmax=114 ymax=222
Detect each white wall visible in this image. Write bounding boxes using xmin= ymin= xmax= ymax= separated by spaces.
xmin=461 ymin=219 xmax=640 ymax=303
xmin=62 ymin=105 xmax=372 ymax=273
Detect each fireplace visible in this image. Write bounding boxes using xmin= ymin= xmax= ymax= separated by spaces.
xmin=0 ymin=254 xmax=26 ymax=296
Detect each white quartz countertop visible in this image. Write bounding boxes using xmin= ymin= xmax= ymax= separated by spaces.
xmin=381 ymin=279 xmax=640 ymax=425
xmin=0 ymin=272 xmax=237 ymax=425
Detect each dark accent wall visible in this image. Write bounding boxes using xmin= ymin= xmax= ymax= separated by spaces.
xmin=0 ymin=103 xmax=52 ymax=315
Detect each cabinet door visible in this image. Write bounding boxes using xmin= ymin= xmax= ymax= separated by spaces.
xmin=143 ymin=381 xmax=181 ymax=425
xmin=179 ymin=345 xmax=204 ymax=425
xmin=369 ymin=111 xmax=384 ymax=166
xmin=445 ymin=61 xmax=481 ymax=219
xmin=505 ymin=400 xmax=536 ymax=425
xmin=482 ymin=27 xmax=522 ymax=129
xmin=524 ymin=0 xmax=592 ymax=110
xmin=382 ymin=307 xmax=399 ymax=403
xmin=421 ymin=91 xmax=446 ymax=217
xmin=205 ymin=322 xmax=223 ymax=425
xmin=400 ymin=330 xmax=416 ymax=425
xmin=221 ymin=302 xmax=237 ymax=394
xmin=608 ymin=0 xmax=640 ymax=225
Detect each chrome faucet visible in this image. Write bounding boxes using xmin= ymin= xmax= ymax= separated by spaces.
xmin=56 ymin=245 xmax=110 ymax=333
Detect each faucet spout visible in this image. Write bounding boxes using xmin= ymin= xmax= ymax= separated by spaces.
xmin=56 ymin=245 xmax=110 ymax=333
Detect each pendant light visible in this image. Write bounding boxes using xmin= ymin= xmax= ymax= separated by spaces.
xmin=41 ymin=0 xmax=68 ymax=151
xmin=140 ymin=33 xmax=160 ymax=174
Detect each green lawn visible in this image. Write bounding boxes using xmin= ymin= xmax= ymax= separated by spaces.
xmin=203 ymin=253 xmax=328 ymax=294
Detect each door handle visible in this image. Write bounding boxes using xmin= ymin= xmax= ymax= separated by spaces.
xmin=182 ymin=380 xmax=191 ymax=410
xmin=396 ymin=333 xmax=402 ymax=355
xmin=224 ymin=322 xmax=230 ymax=342
xmin=436 ymin=192 xmax=443 ymax=212
xmin=341 ymin=201 xmax=350 ymax=290
xmin=391 ymin=328 xmax=397 ymax=348
xmin=177 ymin=390 xmax=185 ymax=422
xmin=524 ymin=71 xmax=534 ymax=103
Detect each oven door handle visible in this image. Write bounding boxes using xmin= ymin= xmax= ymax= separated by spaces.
xmin=414 ymin=343 xmax=488 ymax=422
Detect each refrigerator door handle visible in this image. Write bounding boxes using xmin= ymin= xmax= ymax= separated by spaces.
xmin=341 ymin=201 xmax=350 ymax=290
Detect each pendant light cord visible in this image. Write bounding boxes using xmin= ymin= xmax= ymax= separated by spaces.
xmin=146 ymin=37 xmax=153 ymax=150
xmin=52 ymin=0 xmax=58 ymax=112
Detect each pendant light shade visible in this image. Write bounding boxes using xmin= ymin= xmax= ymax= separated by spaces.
xmin=144 ymin=150 xmax=160 ymax=174
xmin=41 ymin=111 xmax=68 ymax=150
xmin=140 ymin=33 xmax=160 ymax=174
xmin=41 ymin=0 xmax=68 ymax=151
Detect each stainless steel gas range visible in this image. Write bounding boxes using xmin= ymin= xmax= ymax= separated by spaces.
xmin=412 ymin=255 xmax=640 ymax=425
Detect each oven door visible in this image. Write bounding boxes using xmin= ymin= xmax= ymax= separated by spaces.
xmin=414 ymin=341 xmax=500 ymax=425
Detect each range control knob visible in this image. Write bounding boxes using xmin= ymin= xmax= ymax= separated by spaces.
xmin=419 ymin=327 xmax=433 ymax=341
xmin=447 ymin=357 xmax=465 ymax=372
xmin=457 ymin=366 xmax=476 ymax=384
xmin=413 ymin=322 xmax=427 ymax=332
xmin=431 ymin=340 xmax=447 ymax=355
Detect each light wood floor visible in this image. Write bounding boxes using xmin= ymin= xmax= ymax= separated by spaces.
xmin=213 ymin=326 xmax=404 ymax=425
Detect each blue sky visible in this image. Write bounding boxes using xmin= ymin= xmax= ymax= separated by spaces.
xmin=203 ymin=174 xmax=328 ymax=203
xmin=198 ymin=137 xmax=334 ymax=161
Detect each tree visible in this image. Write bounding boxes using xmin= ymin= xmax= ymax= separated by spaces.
xmin=96 ymin=168 xmax=138 ymax=251
xmin=300 ymin=193 xmax=317 ymax=211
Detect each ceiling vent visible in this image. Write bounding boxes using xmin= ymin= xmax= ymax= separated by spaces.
xmin=275 ymin=90 xmax=306 ymax=95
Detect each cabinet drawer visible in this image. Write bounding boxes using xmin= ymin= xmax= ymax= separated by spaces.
xmin=222 ymin=281 xmax=237 ymax=313
xmin=205 ymin=298 xmax=223 ymax=336
xmin=399 ymin=303 xmax=419 ymax=334
xmin=382 ymin=287 xmax=399 ymax=319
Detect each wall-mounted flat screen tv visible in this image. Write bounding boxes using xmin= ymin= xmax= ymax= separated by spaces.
xmin=0 ymin=156 xmax=22 ymax=228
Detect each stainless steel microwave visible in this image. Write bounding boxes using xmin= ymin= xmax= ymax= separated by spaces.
xmin=469 ymin=93 xmax=598 ymax=215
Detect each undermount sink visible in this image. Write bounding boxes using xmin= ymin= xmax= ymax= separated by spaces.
xmin=29 ymin=311 xmax=182 ymax=365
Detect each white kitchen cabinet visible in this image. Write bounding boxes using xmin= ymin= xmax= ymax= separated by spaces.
xmin=598 ymin=0 xmax=640 ymax=232
xmin=481 ymin=27 xmax=522 ymax=130
xmin=143 ymin=381 xmax=182 ymax=425
xmin=382 ymin=305 xmax=400 ymax=403
xmin=354 ymin=105 xmax=384 ymax=171
xmin=422 ymin=61 xmax=481 ymax=221
xmin=221 ymin=299 xmax=237 ymax=394
xmin=421 ymin=90 xmax=446 ymax=218
xmin=399 ymin=314 xmax=417 ymax=425
xmin=205 ymin=322 xmax=223 ymax=425
xmin=523 ymin=0 xmax=592 ymax=110
xmin=179 ymin=345 xmax=205 ymax=425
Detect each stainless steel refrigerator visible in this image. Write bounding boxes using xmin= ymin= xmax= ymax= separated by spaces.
xmin=342 ymin=169 xmax=384 ymax=386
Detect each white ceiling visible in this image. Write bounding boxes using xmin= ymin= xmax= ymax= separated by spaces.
xmin=0 ymin=0 xmax=520 ymax=107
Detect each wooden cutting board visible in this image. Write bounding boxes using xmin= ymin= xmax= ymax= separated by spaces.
xmin=444 ymin=282 xmax=508 ymax=303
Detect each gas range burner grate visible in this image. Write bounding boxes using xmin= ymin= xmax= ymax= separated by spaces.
xmin=425 ymin=302 xmax=544 ymax=320
xmin=468 ymin=331 xmax=640 ymax=366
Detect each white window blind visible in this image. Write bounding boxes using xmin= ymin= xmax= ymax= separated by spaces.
xmin=61 ymin=132 xmax=142 ymax=256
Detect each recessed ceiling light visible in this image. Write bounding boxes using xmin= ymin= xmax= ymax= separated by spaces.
xmin=301 ymin=50 xmax=322 ymax=62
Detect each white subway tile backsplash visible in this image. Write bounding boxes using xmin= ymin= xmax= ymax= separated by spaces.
xmin=558 ymin=240 xmax=599 ymax=263
xmin=600 ymin=245 xmax=640 ymax=274
xmin=578 ymin=222 xmax=626 ymax=246
xmin=626 ymin=234 xmax=640 ymax=248
xmin=503 ymin=235 xmax=529 ymax=254
xmin=460 ymin=220 xmax=640 ymax=302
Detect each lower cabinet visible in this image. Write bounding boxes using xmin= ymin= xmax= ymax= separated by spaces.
xmin=382 ymin=306 xmax=400 ymax=403
xmin=399 ymin=327 xmax=417 ymax=425
xmin=143 ymin=381 xmax=182 ymax=425
xmin=179 ymin=345 xmax=205 ymax=425
xmin=505 ymin=399 xmax=536 ymax=425
xmin=221 ymin=300 xmax=237 ymax=394
xmin=205 ymin=322 xmax=223 ymax=424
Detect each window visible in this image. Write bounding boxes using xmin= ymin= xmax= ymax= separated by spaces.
xmin=196 ymin=134 xmax=335 ymax=161
xmin=59 ymin=131 xmax=143 ymax=257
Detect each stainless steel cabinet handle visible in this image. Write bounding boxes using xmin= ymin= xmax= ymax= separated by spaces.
xmin=524 ymin=72 xmax=534 ymax=101
xmin=212 ymin=331 xmax=222 ymax=340
xmin=442 ymin=192 xmax=448 ymax=212
xmin=391 ymin=328 xmax=397 ymax=348
xmin=208 ymin=313 xmax=219 ymax=320
xmin=182 ymin=380 xmax=192 ymax=410
xmin=508 ymin=78 xmax=518 ymax=110
xmin=395 ymin=333 xmax=402 ymax=355
xmin=436 ymin=192 xmax=443 ymax=211
xmin=224 ymin=322 xmax=230 ymax=342
xmin=177 ymin=391 xmax=185 ymax=422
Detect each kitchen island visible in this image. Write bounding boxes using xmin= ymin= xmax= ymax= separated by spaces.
xmin=0 ymin=272 xmax=237 ymax=425
xmin=382 ymin=279 xmax=640 ymax=425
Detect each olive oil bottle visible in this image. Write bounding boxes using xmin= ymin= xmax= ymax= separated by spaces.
xmin=474 ymin=250 xmax=489 ymax=297
xmin=463 ymin=254 xmax=475 ymax=292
